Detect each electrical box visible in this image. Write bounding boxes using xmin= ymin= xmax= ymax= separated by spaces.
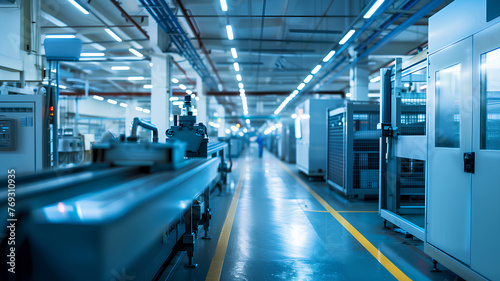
xmin=0 ymin=94 xmax=47 ymax=177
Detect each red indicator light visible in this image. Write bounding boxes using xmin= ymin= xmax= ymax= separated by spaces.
xmin=50 ymin=106 xmax=54 ymax=111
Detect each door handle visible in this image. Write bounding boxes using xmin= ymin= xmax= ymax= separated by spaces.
xmin=464 ymin=152 xmax=475 ymax=174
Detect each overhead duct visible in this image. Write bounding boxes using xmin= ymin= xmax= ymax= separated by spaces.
xmin=138 ymin=0 xmax=218 ymax=91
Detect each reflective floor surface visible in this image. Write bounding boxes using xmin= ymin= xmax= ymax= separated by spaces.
xmin=170 ymin=147 xmax=462 ymax=281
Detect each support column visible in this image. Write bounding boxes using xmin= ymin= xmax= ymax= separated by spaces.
xmin=151 ymin=54 xmax=172 ymax=142
xmin=216 ymin=104 xmax=226 ymax=138
xmin=196 ymin=75 xmax=208 ymax=125
xmin=349 ymin=58 xmax=369 ymax=101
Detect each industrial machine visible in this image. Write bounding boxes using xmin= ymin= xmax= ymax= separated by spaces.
xmin=295 ymin=98 xmax=343 ymax=178
xmin=0 ymin=93 xmax=48 ymax=177
xmin=0 ymin=115 xmax=231 ymax=281
xmin=327 ymin=101 xmax=380 ymax=200
xmin=424 ymin=1 xmax=500 ymax=280
xmin=58 ymin=128 xmax=84 ymax=167
xmin=166 ymin=94 xmax=209 ymax=157
xmin=277 ymin=120 xmax=296 ymax=163
xmin=378 ymin=54 xmax=427 ymax=241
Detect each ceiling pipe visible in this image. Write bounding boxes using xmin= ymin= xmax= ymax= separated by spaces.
xmin=206 ymin=91 xmax=345 ymax=97
xmin=320 ymin=0 xmax=447 ymax=89
xmin=59 ymin=91 xmax=197 ymax=97
xmin=109 ymin=0 xmax=150 ymax=39
xmin=174 ymin=0 xmax=224 ymax=89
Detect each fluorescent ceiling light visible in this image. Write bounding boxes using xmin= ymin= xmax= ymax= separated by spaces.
xmin=45 ymin=34 xmax=76 ymax=39
xmin=68 ymin=0 xmax=89 ymax=15
xmin=104 ymin=28 xmax=122 ymax=42
xmin=304 ymin=74 xmax=313 ymax=83
xmin=93 ymin=95 xmax=104 ymax=101
xmin=311 ymin=65 xmax=322 ymax=74
xmin=231 ymin=48 xmax=238 ymax=59
xmin=81 ymin=52 xmax=105 ymax=57
xmin=170 ymin=97 xmax=179 ymax=101
xmin=339 ymin=29 xmax=356 ymax=45
xmin=111 ymin=66 xmax=130 ymax=70
xmin=297 ymin=83 xmax=305 ymax=90
xmin=79 ymin=57 xmax=106 ymax=61
xmin=171 ymin=78 xmax=179 ymax=83
xmin=58 ymin=85 xmax=67 ymax=89
xmin=179 ymin=84 xmax=187 ymax=90
xmin=128 ymin=76 xmax=144 ymax=81
xmin=91 ymin=43 xmax=106 ymax=51
xmin=238 ymin=83 xmax=244 ymax=89
xmin=420 ymin=84 xmax=427 ymax=90
xmin=370 ymin=76 xmax=381 ymax=83
xmin=186 ymin=89 xmax=193 ymax=94
xmin=291 ymin=113 xmax=298 ymax=119
xmin=239 ymin=89 xmax=245 ymax=94
xmin=364 ymin=0 xmax=385 ymax=19
xmin=129 ymin=48 xmax=144 ymax=58
xmin=107 ymin=99 xmax=117 ymax=105
xmin=226 ymin=25 xmax=234 ymax=40
xmin=135 ymin=107 xmax=143 ymax=112
xmin=143 ymin=109 xmax=150 ymax=114
xmin=233 ymin=62 xmax=240 ymax=72
xmin=244 ymin=110 xmax=248 ymax=115
xmin=346 ymin=92 xmax=352 ymax=98
xmin=149 ymin=62 xmax=153 ymax=67
xmin=368 ymin=93 xmax=380 ymax=97
xmin=323 ymin=50 xmax=336 ymax=62
xmin=236 ymin=74 xmax=242 ymax=81
xmin=195 ymin=97 xmax=200 ymax=101
xmin=220 ymin=0 xmax=228 ymax=11
xmin=119 ymin=102 xmax=128 ymax=108
xmin=246 ymin=119 xmax=250 ymax=124
xmin=143 ymin=85 xmax=153 ymax=89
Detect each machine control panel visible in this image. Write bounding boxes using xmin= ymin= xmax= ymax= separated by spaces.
xmin=0 ymin=118 xmax=16 ymax=151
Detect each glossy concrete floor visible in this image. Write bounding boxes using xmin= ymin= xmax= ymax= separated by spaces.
xmin=170 ymin=146 xmax=462 ymax=281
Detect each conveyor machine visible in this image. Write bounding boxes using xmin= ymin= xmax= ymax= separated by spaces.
xmin=0 ymin=105 xmax=231 ymax=280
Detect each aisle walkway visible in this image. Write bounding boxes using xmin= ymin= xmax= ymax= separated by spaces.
xmin=172 ymin=148 xmax=461 ymax=281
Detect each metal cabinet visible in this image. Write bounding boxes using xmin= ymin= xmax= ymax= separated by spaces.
xmin=327 ymin=102 xmax=380 ymax=199
xmin=295 ymin=99 xmax=343 ymax=177
xmin=425 ymin=1 xmax=500 ymax=279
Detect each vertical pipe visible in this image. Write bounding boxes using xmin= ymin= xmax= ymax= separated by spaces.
xmin=53 ymin=61 xmax=59 ymax=166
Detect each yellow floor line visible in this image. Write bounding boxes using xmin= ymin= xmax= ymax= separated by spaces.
xmin=278 ymin=161 xmax=412 ymax=281
xmin=337 ymin=211 xmax=379 ymax=213
xmin=302 ymin=209 xmax=329 ymax=213
xmin=205 ymin=164 xmax=246 ymax=281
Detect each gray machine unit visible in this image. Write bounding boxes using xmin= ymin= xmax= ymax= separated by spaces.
xmin=0 ymin=119 xmax=231 ymax=281
xmin=296 ymin=98 xmax=343 ymax=177
xmin=278 ymin=120 xmax=296 ymax=163
xmin=378 ymin=55 xmax=427 ymax=242
xmin=424 ymin=1 xmax=500 ymax=280
xmin=327 ymin=102 xmax=380 ymax=199
xmin=0 ymin=94 xmax=47 ymax=177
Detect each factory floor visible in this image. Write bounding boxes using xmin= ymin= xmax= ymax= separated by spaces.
xmin=170 ymin=145 xmax=462 ymax=281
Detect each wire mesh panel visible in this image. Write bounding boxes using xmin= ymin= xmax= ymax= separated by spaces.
xmin=399 ymin=68 xmax=427 ymax=136
xmin=327 ymin=112 xmax=344 ymax=188
xmin=397 ymin=157 xmax=425 ymax=206
xmin=352 ymin=111 xmax=379 ymax=189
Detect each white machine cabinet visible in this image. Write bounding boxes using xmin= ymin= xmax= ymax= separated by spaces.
xmin=295 ymin=99 xmax=343 ymax=177
xmin=426 ymin=0 xmax=500 ymax=280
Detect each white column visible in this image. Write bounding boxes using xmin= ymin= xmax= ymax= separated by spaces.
xmin=195 ymin=75 xmax=208 ymax=125
xmin=151 ymin=54 xmax=172 ymax=142
xmin=349 ymin=59 xmax=369 ymax=101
